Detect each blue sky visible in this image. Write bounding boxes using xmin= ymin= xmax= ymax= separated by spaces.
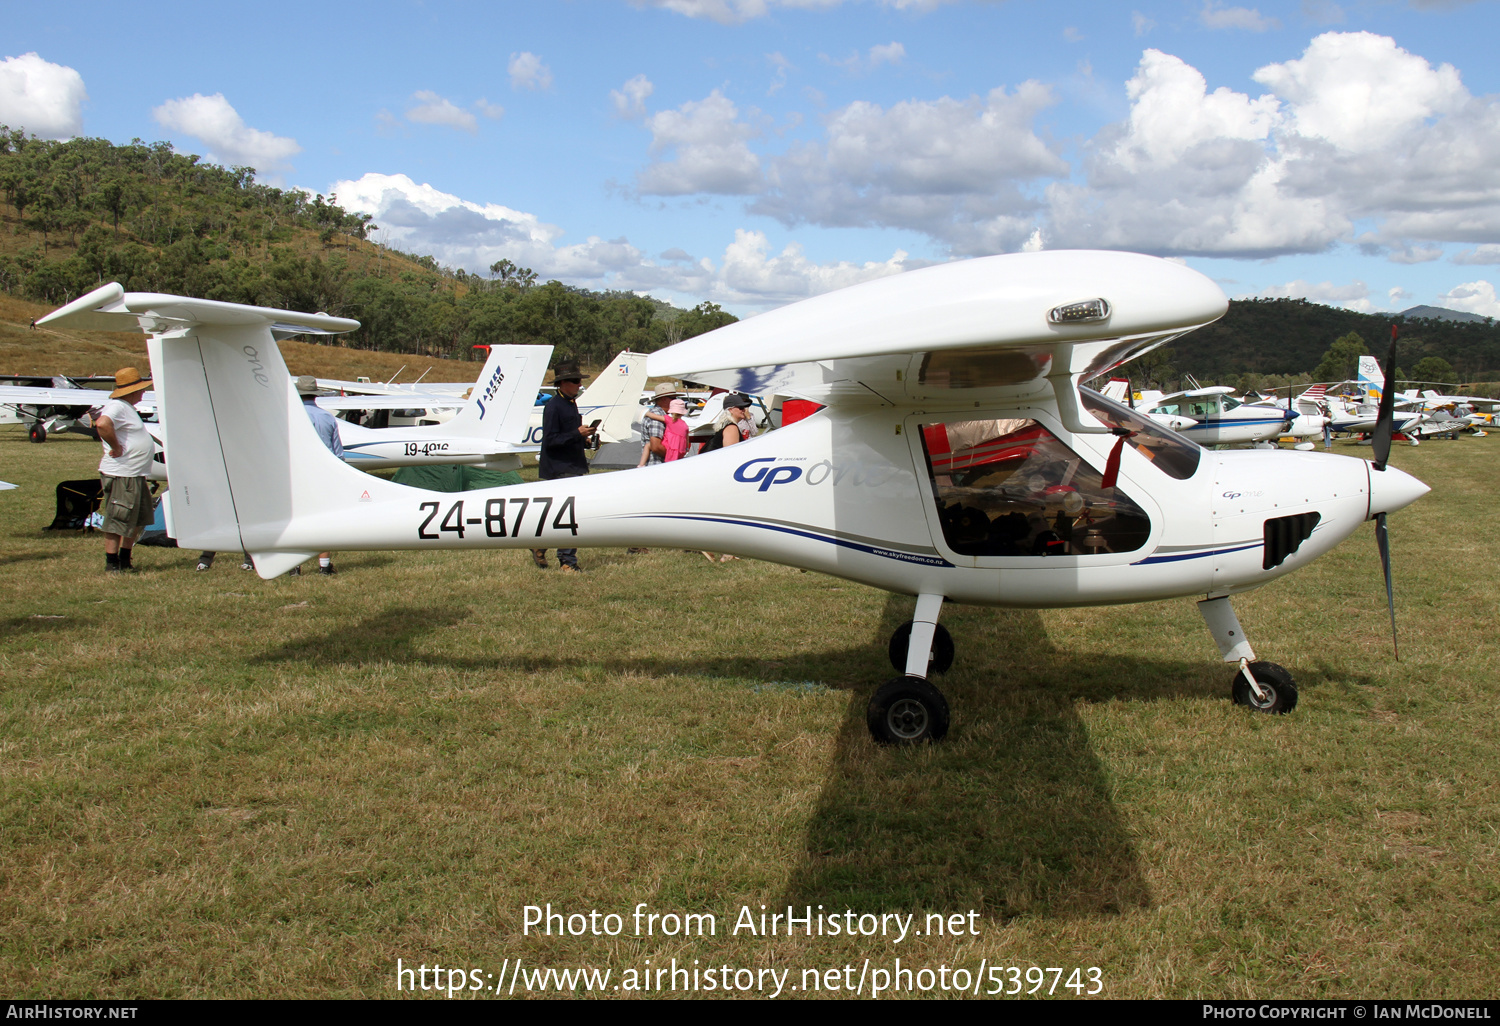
xmin=5 ymin=0 xmax=1500 ymax=317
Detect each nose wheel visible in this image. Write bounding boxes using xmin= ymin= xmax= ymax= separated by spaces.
xmin=1232 ymin=661 xmax=1298 ymax=714
xmin=867 ymin=676 xmax=950 ymax=744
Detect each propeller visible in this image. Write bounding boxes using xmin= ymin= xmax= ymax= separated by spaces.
xmin=1371 ymin=324 xmax=1401 ymax=659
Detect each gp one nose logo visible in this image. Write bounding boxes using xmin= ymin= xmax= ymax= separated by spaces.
xmin=735 ymin=457 xmax=802 ymax=491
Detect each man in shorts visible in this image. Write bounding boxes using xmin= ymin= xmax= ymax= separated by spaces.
xmin=95 ymin=367 xmax=156 ymax=573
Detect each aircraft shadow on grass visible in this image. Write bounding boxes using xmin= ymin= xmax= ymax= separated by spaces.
xmin=248 ymin=595 xmax=1293 ymax=920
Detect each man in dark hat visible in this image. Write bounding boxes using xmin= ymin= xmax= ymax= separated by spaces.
xmin=95 ymin=367 xmax=156 ymax=573
xmin=532 ymin=362 xmax=595 ymax=573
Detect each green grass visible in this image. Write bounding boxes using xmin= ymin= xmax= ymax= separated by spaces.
xmin=2 ymin=427 xmax=1497 ymax=998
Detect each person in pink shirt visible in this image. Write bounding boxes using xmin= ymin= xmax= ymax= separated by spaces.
xmin=663 ymin=398 xmax=690 ymax=462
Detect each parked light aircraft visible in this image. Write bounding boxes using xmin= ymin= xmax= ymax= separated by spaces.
xmin=324 ymin=351 xmax=650 ymax=445
xmin=1137 ymin=386 xmax=1295 ymax=446
xmin=40 ymin=254 xmax=1430 ymax=744
xmin=310 ymin=343 xmax=550 ymax=470
xmin=0 ymin=375 xmax=114 ymax=442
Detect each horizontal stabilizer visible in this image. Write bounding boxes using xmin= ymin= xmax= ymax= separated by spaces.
xmin=38 ymin=282 xmax=359 ymax=336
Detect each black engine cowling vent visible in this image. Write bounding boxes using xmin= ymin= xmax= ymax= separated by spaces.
xmin=1263 ymin=512 xmax=1320 ymax=570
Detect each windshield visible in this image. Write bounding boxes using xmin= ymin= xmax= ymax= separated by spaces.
xmin=919 ymin=417 xmax=1152 ymax=557
xmin=1080 ymin=387 xmax=1202 ymax=480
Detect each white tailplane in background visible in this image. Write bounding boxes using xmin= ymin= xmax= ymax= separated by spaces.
xmin=322 ymin=343 xmax=551 ymax=470
xmin=41 ymin=253 xmax=1429 ymax=744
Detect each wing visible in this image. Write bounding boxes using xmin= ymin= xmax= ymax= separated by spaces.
xmin=0 ymin=385 xmax=114 ymax=407
xmin=647 ymin=251 xmax=1227 ymax=414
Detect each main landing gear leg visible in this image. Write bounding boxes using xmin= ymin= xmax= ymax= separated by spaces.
xmin=1197 ymin=596 xmax=1298 ymax=714
xmin=868 ymin=593 xmax=951 ymax=744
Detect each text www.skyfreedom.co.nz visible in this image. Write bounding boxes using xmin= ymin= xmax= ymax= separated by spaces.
xmin=395 ymin=958 xmax=1103 ymax=998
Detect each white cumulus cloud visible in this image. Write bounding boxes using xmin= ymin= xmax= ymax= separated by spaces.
xmin=611 ymin=74 xmax=654 ymax=119
xmin=752 ymin=82 xmax=1067 ymax=254
xmin=1453 ymin=244 xmax=1500 ymax=265
xmin=509 ymin=52 xmax=553 ymax=91
xmin=328 ymin=171 xmax=910 ymax=310
xmin=1199 ymin=2 xmax=1280 ymax=30
xmin=1436 ymin=280 xmax=1500 ymax=318
xmin=1258 ymin=278 xmax=1371 ymax=307
xmin=0 ymin=52 xmax=87 ymax=139
xmin=405 ymin=91 xmax=478 ymax=133
xmin=152 ymin=93 xmax=301 ymax=172
xmin=637 ymin=90 xmax=763 ymax=196
xmin=629 ymin=0 xmax=951 ymax=24
xmin=1046 ymin=33 xmax=1500 ymax=260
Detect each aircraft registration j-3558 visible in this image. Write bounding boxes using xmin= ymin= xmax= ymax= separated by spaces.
xmin=39 ymin=251 xmax=1430 ymax=745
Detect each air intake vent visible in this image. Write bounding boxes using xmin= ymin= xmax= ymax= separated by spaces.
xmin=1263 ymin=512 xmax=1320 ymax=570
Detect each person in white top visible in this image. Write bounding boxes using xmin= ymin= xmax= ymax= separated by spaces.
xmin=95 ymin=367 xmax=156 ymax=573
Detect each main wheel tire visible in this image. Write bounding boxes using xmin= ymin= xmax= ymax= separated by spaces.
xmin=887 ymin=621 xmax=955 ymax=675
xmin=867 ymin=676 xmax=950 ymax=744
xmin=28 ymin=423 xmax=46 ymax=443
xmin=1231 ymin=661 xmax=1298 ymax=714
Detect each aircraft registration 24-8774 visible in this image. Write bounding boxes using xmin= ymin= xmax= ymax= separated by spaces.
xmin=39 ymin=251 xmax=1430 ymax=744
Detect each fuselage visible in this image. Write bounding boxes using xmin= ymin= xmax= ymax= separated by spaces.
xmin=270 ymin=394 xmax=1423 ymax=607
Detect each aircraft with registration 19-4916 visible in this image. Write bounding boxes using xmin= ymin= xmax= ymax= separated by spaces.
xmin=38 ymin=251 xmax=1430 ymax=744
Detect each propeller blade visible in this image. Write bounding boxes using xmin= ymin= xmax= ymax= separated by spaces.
xmin=1372 ymin=324 xmax=1399 ymax=470
xmin=1374 ymin=511 xmax=1400 ymax=660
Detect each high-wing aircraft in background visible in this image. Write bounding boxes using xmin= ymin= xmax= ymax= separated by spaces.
xmin=0 ymin=374 xmax=117 ymax=442
xmin=41 ymin=255 xmax=1429 ymax=745
xmin=1136 ymin=386 xmax=1296 ymax=446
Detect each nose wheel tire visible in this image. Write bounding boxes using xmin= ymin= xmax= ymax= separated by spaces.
xmin=1231 ymin=661 xmax=1298 ymax=714
xmin=867 ymin=676 xmax=950 ymax=744
xmin=887 ymin=621 xmax=955 ymax=675
xmin=28 ymin=423 xmax=46 ymax=443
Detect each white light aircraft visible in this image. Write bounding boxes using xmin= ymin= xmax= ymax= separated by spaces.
xmin=1137 ymin=386 xmax=1295 ymax=446
xmin=312 ymin=343 xmax=550 ymax=471
xmin=40 ymin=252 xmax=1430 ymax=744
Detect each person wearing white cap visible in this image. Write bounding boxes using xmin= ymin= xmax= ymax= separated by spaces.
xmin=96 ymin=367 xmax=156 ymax=573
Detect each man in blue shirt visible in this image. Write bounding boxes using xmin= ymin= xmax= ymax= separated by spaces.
xmin=297 ymin=375 xmax=343 ymax=576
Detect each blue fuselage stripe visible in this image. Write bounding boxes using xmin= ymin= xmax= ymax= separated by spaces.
xmin=620 ymin=513 xmax=955 ymax=567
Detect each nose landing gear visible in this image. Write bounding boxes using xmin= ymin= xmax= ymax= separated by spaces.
xmin=1199 ymin=596 xmax=1299 ymax=714
xmin=869 ymin=593 xmax=952 ymax=744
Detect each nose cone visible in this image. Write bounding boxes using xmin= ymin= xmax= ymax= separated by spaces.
xmin=1367 ymin=464 xmax=1430 ymax=519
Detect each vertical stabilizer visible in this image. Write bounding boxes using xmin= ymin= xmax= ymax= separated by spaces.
xmin=440 ymin=344 xmax=552 ymax=443
xmin=1358 ymin=355 xmax=1384 ymax=402
xmin=159 ymin=323 xmax=406 ymax=577
xmin=583 ymin=351 xmax=650 ymax=443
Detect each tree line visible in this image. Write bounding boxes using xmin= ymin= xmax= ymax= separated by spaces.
xmin=0 ymin=128 xmax=735 ymax=365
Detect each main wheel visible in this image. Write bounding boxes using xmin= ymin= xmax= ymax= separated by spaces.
xmin=1231 ymin=661 xmax=1298 ymax=714
xmin=887 ymin=621 xmax=955 ymax=675
xmin=867 ymin=676 xmax=950 ymax=744
xmin=28 ymin=422 xmax=46 ymax=443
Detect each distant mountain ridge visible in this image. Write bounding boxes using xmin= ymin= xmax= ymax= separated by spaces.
xmin=1399 ymin=305 xmax=1492 ymax=324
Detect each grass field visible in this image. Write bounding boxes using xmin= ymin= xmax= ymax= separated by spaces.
xmin=1 ymin=425 xmax=1497 ymax=999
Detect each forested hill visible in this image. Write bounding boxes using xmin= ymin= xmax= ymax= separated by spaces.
xmin=0 ymin=128 xmax=735 ymax=366
xmin=1172 ymin=298 xmax=1500 ymax=382
xmin=7 ymin=129 xmax=1499 ymax=382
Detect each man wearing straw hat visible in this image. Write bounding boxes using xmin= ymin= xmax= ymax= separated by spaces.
xmin=636 ymin=381 xmax=684 ymax=468
xmin=95 ymin=367 xmax=155 ymax=573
